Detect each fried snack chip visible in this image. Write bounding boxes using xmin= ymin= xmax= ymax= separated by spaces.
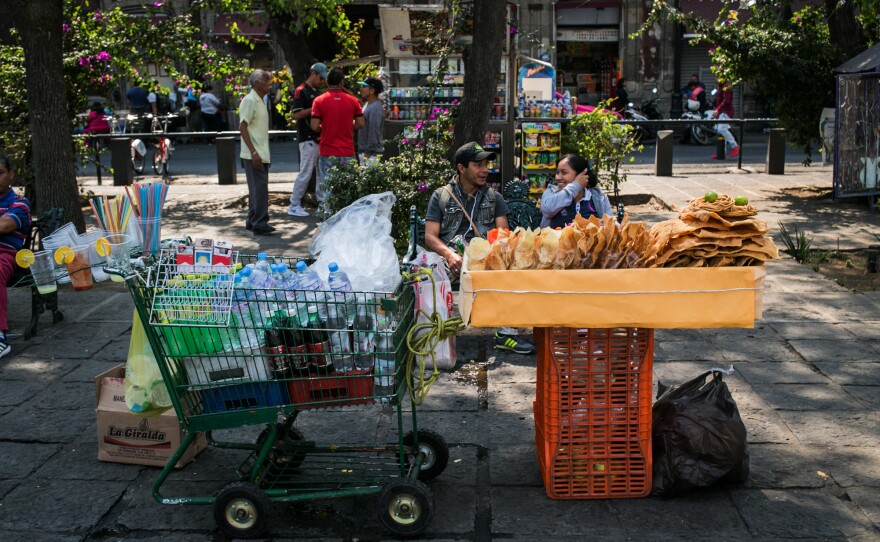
xmin=511 ymin=228 xmax=538 ymax=270
xmin=681 ymin=194 xmax=758 ymax=218
xmin=536 ymin=227 xmax=561 ymax=269
xmin=465 ymin=238 xmax=491 ymax=271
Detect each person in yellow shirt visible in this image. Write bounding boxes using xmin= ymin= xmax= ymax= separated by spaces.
xmin=239 ymin=70 xmax=275 ymax=235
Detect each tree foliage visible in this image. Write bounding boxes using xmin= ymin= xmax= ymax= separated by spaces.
xmin=637 ymin=0 xmax=877 ymax=159
xmin=562 ymin=101 xmax=639 ymax=192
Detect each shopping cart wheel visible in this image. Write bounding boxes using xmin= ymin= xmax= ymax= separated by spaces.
xmin=213 ymin=481 xmax=270 ymax=539
xmin=256 ymin=424 xmax=307 ymax=468
xmin=403 ymin=429 xmax=449 ymax=481
xmin=377 ymin=478 xmax=434 ymax=537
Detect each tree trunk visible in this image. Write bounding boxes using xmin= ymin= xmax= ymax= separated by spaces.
xmin=453 ymin=0 xmax=507 ymax=152
xmin=269 ymin=15 xmax=317 ymax=82
xmin=825 ymin=0 xmax=869 ymax=66
xmin=13 ymin=0 xmax=84 ymax=231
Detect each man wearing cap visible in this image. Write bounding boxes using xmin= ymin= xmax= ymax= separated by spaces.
xmin=424 ymin=141 xmax=535 ymax=355
xmin=310 ymin=68 xmax=365 ymax=207
xmin=356 ymin=76 xmax=385 ymax=164
xmin=287 ymin=62 xmax=327 ymax=218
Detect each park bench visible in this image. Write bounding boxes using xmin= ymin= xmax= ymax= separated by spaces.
xmin=9 ymin=208 xmax=64 ymax=339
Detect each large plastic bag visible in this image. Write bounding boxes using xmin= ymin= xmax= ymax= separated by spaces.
xmin=309 ymin=192 xmax=402 ymax=293
xmin=124 ymin=311 xmax=172 ymax=417
xmin=652 ymin=369 xmax=749 ymax=497
xmin=407 ymin=249 xmax=456 ymax=370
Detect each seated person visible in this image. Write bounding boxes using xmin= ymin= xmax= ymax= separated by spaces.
xmin=0 ymin=151 xmax=31 ymax=359
xmin=425 ymin=141 xmax=535 ymax=355
xmin=83 ymin=101 xmax=111 ymax=135
xmin=541 ymin=153 xmax=613 ymax=227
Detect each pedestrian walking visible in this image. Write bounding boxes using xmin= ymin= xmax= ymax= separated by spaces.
xmin=287 ymin=63 xmax=327 ymax=218
xmin=357 ymin=76 xmax=385 ymax=165
xmin=239 ymin=70 xmax=275 ymax=236
xmin=310 ymin=68 xmax=364 ymax=208
xmin=711 ymin=81 xmax=739 ymax=159
xmin=199 ymin=84 xmax=223 ymax=133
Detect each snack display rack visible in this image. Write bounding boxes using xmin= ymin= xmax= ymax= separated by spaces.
xmin=121 ymin=252 xmax=449 ymax=539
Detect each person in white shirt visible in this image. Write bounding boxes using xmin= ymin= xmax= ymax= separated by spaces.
xmin=200 ymin=84 xmax=222 ymax=132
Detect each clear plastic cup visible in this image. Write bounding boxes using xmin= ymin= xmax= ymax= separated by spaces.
xmin=104 ymin=233 xmax=132 ymax=282
xmin=66 ymin=245 xmax=94 ymax=291
xmin=29 ymin=249 xmax=57 ymax=294
xmin=137 ymin=217 xmax=162 ymax=258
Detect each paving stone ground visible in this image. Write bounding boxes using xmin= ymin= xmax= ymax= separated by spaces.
xmin=3 ymin=160 xmax=879 ymax=541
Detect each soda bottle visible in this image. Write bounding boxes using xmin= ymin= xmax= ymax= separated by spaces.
xmin=351 ymin=301 xmax=375 ymax=372
xmin=327 ymin=262 xmax=356 ymax=326
xmin=264 ymin=310 xmax=291 ymax=379
xmin=282 ymin=313 xmax=310 ymax=374
xmin=305 ymin=304 xmax=333 ymax=373
xmin=294 ymin=260 xmax=326 ymax=321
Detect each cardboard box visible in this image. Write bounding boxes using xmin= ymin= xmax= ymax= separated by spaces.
xmin=460 ymin=266 xmax=765 ymax=329
xmin=96 ymin=365 xmax=206 ymax=468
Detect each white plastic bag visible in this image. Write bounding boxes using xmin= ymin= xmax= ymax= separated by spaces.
xmin=409 ymin=249 xmax=457 ymax=370
xmin=309 ymin=192 xmax=402 ymax=293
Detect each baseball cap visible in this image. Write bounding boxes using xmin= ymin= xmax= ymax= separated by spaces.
xmin=310 ymin=63 xmax=329 ymax=79
xmin=453 ymin=141 xmax=497 ymax=168
xmin=357 ymin=76 xmax=384 ymax=94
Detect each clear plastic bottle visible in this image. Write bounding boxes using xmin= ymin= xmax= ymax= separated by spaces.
xmin=232 ymin=274 xmax=263 ymax=349
xmin=351 ymin=302 xmax=375 ymax=372
xmin=325 ymin=301 xmax=354 ymax=373
xmin=374 ymin=332 xmax=395 ymax=403
xmin=327 ymin=262 xmax=356 ymax=326
xmin=294 ymin=260 xmax=326 ymax=321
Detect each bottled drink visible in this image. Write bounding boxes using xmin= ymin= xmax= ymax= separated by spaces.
xmin=327 ymin=262 xmax=356 ymax=326
xmin=351 ymin=302 xmax=375 ymax=372
xmin=254 ymin=252 xmax=272 ymax=275
xmin=305 ymin=305 xmax=333 ymax=373
xmin=374 ymin=332 xmax=395 ymax=403
xmin=264 ymin=311 xmax=291 ymax=379
xmin=283 ymin=314 xmax=310 ymax=373
xmin=326 ymin=301 xmax=354 ymax=373
xmin=232 ymin=274 xmax=263 ymax=349
xmin=294 ymin=260 xmax=326 ymax=321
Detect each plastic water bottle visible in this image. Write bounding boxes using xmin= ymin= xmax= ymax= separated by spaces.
xmin=295 ymin=260 xmax=326 ymax=321
xmin=352 ymin=302 xmax=375 ymax=372
xmin=254 ymin=252 xmax=272 ymax=275
xmin=327 ymin=262 xmax=356 ymax=326
xmin=326 ymin=301 xmax=354 ymax=372
xmin=374 ymin=304 xmax=396 ymax=402
xmin=232 ymin=274 xmax=263 ymax=349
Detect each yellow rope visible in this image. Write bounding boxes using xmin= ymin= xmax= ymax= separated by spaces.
xmin=402 ymin=267 xmax=462 ymax=405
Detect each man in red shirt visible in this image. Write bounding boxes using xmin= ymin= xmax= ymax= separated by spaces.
xmin=310 ymin=68 xmax=364 ymax=206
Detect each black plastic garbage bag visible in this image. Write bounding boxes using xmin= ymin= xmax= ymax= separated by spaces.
xmin=652 ymin=370 xmax=749 ymax=497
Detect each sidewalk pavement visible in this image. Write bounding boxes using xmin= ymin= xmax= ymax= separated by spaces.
xmin=4 ymin=161 xmax=879 ymax=541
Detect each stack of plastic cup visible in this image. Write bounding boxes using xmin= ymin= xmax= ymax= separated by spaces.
xmin=42 ymin=223 xmax=78 ymax=284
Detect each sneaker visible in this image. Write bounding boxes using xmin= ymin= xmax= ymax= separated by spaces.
xmin=0 ymin=336 xmax=10 ymax=359
xmin=711 ymin=155 xmax=724 ymax=160
xmin=730 ymin=147 xmax=740 ymax=158
xmin=494 ymin=332 xmax=535 ymax=355
xmin=287 ymin=205 xmax=309 ymax=217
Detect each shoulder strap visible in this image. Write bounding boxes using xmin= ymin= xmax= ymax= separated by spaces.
xmin=443 ymin=185 xmax=481 ymax=238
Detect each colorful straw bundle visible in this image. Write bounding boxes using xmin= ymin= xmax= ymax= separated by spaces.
xmin=126 ymin=182 xmax=169 ymax=257
xmin=88 ymin=195 xmax=134 ymax=234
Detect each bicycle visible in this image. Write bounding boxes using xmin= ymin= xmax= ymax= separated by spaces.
xmin=150 ymin=114 xmax=176 ymax=179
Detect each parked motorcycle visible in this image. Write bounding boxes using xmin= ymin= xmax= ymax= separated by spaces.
xmin=681 ymin=88 xmax=717 ymax=145
xmin=625 ymin=88 xmax=663 ymax=142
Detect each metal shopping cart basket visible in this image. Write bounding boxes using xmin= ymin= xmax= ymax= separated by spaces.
xmin=122 ymin=250 xmax=449 ymax=538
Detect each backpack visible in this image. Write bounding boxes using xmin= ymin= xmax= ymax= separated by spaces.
xmin=155 ymin=93 xmax=171 ymax=114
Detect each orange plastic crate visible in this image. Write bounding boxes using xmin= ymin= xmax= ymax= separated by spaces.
xmin=534 ymin=327 xmax=653 ymax=499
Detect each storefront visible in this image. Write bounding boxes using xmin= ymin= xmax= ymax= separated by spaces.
xmin=553 ymin=1 xmax=621 ymax=106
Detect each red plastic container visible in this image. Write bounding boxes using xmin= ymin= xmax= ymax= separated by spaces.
xmin=287 ymin=368 xmax=374 ymax=409
xmin=534 ymin=327 xmax=654 ymax=499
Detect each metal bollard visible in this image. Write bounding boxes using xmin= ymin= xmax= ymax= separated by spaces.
xmin=765 ymin=128 xmax=786 ymax=175
xmin=655 ymin=130 xmax=674 ymax=176
xmin=715 ymin=136 xmax=726 ymax=161
xmin=110 ymin=138 xmax=132 ymax=186
xmin=216 ymin=137 xmax=237 ymax=185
